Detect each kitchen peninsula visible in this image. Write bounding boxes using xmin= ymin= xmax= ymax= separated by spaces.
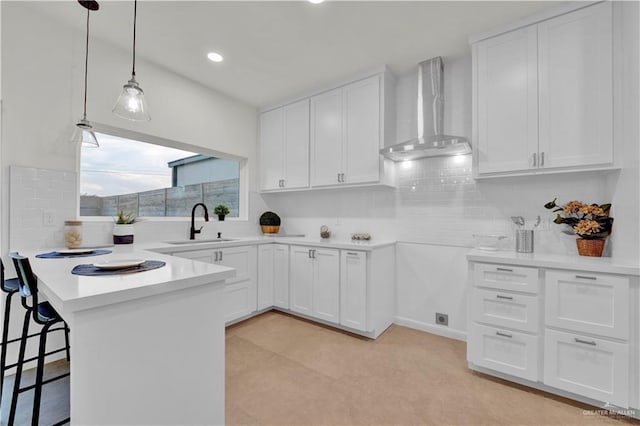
xmin=21 ymin=246 xmax=235 ymax=425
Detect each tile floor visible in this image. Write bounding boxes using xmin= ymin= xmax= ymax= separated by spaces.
xmin=226 ymin=311 xmax=639 ymax=425
xmin=2 ymin=310 xmax=639 ymax=425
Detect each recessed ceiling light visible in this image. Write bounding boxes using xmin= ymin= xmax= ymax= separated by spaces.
xmin=308 ymin=0 xmax=325 ymax=4
xmin=207 ymin=52 xmax=224 ymax=63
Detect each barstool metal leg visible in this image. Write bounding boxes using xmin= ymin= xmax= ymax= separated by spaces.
xmin=31 ymin=322 xmax=52 ymax=426
xmin=1 ymin=291 xmax=15 ymax=404
xmin=8 ymin=309 xmax=30 ymax=426
xmin=64 ymin=323 xmax=70 ymax=362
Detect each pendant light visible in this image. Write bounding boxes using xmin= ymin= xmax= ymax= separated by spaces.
xmin=72 ymin=0 xmax=100 ymax=148
xmin=113 ymin=0 xmax=150 ymax=121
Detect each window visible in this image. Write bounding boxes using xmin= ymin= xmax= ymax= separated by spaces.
xmin=80 ymin=132 xmax=241 ymax=218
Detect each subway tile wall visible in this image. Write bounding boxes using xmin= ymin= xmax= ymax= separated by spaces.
xmin=9 ymin=166 xmax=77 ymax=250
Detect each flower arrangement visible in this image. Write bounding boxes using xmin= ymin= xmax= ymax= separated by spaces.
xmin=115 ymin=210 xmax=136 ymax=224
xmin=544 ymin=198 xmax=613 ymax=239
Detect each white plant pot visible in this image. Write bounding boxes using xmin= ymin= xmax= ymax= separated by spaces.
xmin=113 ymin=224 xmax=134 ymax=244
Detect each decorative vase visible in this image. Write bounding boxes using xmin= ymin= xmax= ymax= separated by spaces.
xmin=218 ymin=214 xmax=225 ymax=221
xmin=576 ymin=238 xmax=605 ymax=257
xmin=113 ymin=224 xmax=134 ymax=244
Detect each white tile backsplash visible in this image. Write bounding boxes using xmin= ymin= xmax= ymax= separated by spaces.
xmin=10 ymin=166 xmax=78 ymax=250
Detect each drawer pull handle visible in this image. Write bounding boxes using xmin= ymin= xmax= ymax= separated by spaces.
xmin=496 ymin=331 xmax=512 ymax=338
xmin=346 ymin=252 xmax=359 ymax=256
xmin=574 ymin=338 xmax=596 ymax=346
xmin=575 ymin=275 xmax=597 ymax=280
xmin=496 ymin=295 xmax=513 ymax=300
xmin=496 ymin=267 xmax=513 ymax=272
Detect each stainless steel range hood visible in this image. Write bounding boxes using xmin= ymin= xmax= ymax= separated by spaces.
xmin=381 ymin=57 xmax=471 ymax=161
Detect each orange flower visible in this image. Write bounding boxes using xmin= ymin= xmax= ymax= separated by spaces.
xmin=574 ymin=219 xmax=601 ymax=236
xmin=563 ymin=200 xmax=585 ymax=215
xmin=578 ymin=205 xmax=606 ymax=217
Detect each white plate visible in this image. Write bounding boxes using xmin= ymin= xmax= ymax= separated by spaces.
xmin=92 ymin=259 xmax=145 ymax=270
xmin=57 ymin=248 xmax=95 ymax=255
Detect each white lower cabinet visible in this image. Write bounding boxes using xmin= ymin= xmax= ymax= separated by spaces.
xmin=290 ymin=245 xmax=339 ymax=324
xmin=273 ymin=244 xmax=290 ymax=309
xmin=468 ymin=259 xmax=635 ymax=414
xmin=469 ymin=323 xmax=540 ymax=381
xmin=258 ymin=245 xmax=275 ymax=310
xmin=340 ymin=250 xmax=367 ymax=331
xmin=173 ymin=245 xmax=257 ymax=324
xmin=544 ymin=328 xmax=629 ymax=407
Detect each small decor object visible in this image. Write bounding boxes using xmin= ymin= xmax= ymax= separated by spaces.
xmin=259 ymin=211 xmax=281 ymax=234
xmin=472 ymin=234 xmax=506 ymax=251
xmin=320 ymin=225 xmax=331 ymax=239
xmin=351 ymin=233 xmax=371 ymax=241
xmin=544 ymin=198 xmax=613 ymax=257
xmin=214 ymin=204 xmax=230 ymax=221
xmin=64 ymin=220 xmax=83 ymax=248
xmin=113 ymin=210 xmax=135 ymax=244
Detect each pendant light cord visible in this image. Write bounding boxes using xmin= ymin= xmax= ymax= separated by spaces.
xmin=83 ymin=7 xmax=90 ymax=119
xmin=131 ymin=0 xmax=137 ymax=78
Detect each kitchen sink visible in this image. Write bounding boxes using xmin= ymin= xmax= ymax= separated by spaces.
xmin=165 ymin=238 xmax=236 ymax=245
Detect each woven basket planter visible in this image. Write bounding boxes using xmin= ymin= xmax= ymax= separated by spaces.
xmin=261 ymin=225 xmax=280 ymax=235
xmin=576 ymin=238 xmax=605 ymax=257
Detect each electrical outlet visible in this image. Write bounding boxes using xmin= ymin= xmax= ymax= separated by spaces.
xmin=43 ymin=210 xmax=56 ymax=227
xmin=435 ymin=312 xmax=449 ymax=326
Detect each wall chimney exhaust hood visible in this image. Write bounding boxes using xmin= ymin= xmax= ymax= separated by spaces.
xmin=381 ymin=57 xmax=471 ymax=161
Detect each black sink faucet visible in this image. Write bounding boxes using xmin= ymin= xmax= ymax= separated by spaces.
xmin=190 ymin=203 xmax=209 ymax=240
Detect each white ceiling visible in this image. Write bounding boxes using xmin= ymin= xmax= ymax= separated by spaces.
xmin=31 ymin=0 xmax=563 ymax=109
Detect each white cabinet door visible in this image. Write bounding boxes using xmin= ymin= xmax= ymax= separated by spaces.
xmin=475 ymin=26 xmax=538 ymax=174
xmin=257 ymin=245 xmax=274 ymax=310
xmin=311 ymin=88 xmax=343 ymax=186
xmin=343 ymin=75 xmax=380 ymax=184
xmin=312 ymin=248 xmax=340 ymax=324
xmin=538 ymin=2 xmax=613 ymax=169
xmin=289 ymin=246 xmax=314 ymax=316
xmin=468 ymin=323 xmax=540 ymax=382
xmin=171 ymin=249 xmax=215 ymax=263
xmin=219 ymin=246 xmax=257 ymax=323
xmin=259 ymin=108 xmax=284 ymax=191
xmin=273 ymin=244 xmax=290 ymax=309
xmin=282 ymin=99 xmax=310 ymax=189
xmin=544 ymin=328 xmax=629 ymax=407
xmin=545 ymin=270 xmax=629 ymax=340
xmin=340 ymin=250 xmax=368 ymax=331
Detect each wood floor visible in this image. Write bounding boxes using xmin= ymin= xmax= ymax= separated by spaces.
xmin=2 ymin=310 xmax=639 ymax=425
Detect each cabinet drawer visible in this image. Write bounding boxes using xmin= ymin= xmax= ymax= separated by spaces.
xmin=470 ymin=287 xmax=540 ymax=333
xmin=544 ymin=328 xmax=629 ymax=407
xmin=468 ymin=323 xmax=540 ymax=382
xmin=545 ymin=271 xmax=629 ymax=340
xmin=474 ymin=263 xmax=539 ymax=294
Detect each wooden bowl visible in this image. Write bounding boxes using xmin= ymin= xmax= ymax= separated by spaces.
xmin=261 ymin=225 xmax=280 ymax=234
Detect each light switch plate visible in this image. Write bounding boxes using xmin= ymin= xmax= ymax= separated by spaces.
xmin=43 ymin=210 xmax=56 ymax=226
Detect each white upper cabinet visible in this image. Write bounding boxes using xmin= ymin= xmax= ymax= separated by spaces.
xmin=310 ymin=88 xmax=344 ymax=186
xmin=260 ymin=68 xmax=394 ymax=192
xmin=538 ymin=2 xmax=613 ymax=169
xmin=473 ymin=2 xmax=613 ymax=177
xmin=475 ymin=26 xmax=538 ymax=174
xmin=259 ymin=99 xmax=310 ymax=191
xmin=312 ymin=75 xmax=382 ymax=187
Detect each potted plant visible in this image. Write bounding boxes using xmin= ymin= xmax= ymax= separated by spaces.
xmin=259 ymin=211 xmax=281 ymax=234
xmin=113 ymin=210 xmax=136 ymax=244
xmin=214 ymin=204 xmax=230 ymax=221
xmin=544 ymin=198 xmax=614 ymax=257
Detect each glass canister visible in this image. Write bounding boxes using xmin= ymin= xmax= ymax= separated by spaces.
xmin=64 ymin=220 xmax=83 ymax=248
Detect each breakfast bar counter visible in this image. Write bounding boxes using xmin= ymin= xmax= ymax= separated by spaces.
xmin=18 ymin=245 xmax=235 ymax=425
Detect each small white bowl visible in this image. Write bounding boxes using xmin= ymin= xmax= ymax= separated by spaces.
xmin=472 ymin=234 xmax=506 ymax=251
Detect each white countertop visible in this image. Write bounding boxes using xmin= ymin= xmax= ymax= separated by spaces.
xmin=467 ymin=248 xmax=640 ymax=276
xmin=144 ymin=236 xmax=396 ymax=253
xmin=19 ymin=245 xmax=235 ymax=316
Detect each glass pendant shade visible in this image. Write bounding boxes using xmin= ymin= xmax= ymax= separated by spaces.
xmin=112 ymin=77 xmax=150 ymax=121
xmin=72 ymin=118 xmax=99 ymax=148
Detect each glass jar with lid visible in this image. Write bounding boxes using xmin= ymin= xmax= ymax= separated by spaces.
xmin=64 ymin=220 xmax=83 ymax=248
